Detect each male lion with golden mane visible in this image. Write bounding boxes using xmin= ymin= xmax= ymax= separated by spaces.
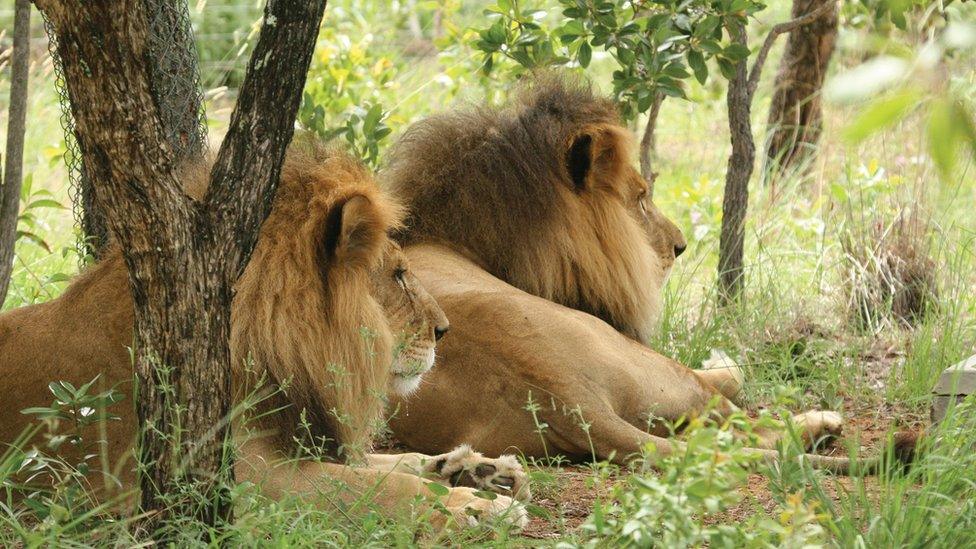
xmin=384 ymin=75 xmax=913 ymax=473
xmin=0 ymin=140 xmax=528 ymax=529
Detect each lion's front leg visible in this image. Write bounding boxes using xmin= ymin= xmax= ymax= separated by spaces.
xmin=365 ymin=445 xmax=531 ymax=501
xmin=237 ymin=441 xmax=527 ymax=532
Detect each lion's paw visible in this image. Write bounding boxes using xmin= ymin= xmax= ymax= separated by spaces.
xmin=445 ymin=488 xmax=529 ymax=530
xmin=425 ymin=445 xmax=531 ymax=501
xmin=700 ymin=349 xmax=744 ymax=403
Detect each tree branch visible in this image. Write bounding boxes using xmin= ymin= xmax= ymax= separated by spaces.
xmin=0 ymin=0 xmax=33 ymax=303
xmin=35 ymin=0 xmax=185 ymax=240
xmin=205 ymin=0 xmax=327 ymax=273
xmin=639 ymin=92 xmax=664 ymax=193
xmin=746 ymin=0 xmax=836 ymax=99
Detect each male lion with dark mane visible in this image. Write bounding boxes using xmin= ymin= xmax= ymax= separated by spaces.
xmin=0 ymin=139 xmax=528 ymax=529
xmin=384 ymin=75 xmax=914 ymax=473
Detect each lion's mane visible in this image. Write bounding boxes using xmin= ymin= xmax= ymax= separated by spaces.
xmin=223 ymin=140 xmax=404 ymax=458
xmin=384 ymin=75 xmax=665 ymax=339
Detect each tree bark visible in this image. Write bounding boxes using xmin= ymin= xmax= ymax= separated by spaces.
xmin=145 ymin=0 xmax=209 ymax=161
xmin=34 ymin=0 xmax=327 ymax=534
xmin=42 ymin=0 xmax=208 ymax=260
xmin=764 ymin=0 xmax=838 ymax=183
xmin=717 ymin=3 xmax=837 ymax=302
xmin=639 ymin=92 xmax=664 ymax=194
xmin=718 ymin=22 xmax=754 ymax=303
xmin=0 ymin=0 xmax=31 ymax=305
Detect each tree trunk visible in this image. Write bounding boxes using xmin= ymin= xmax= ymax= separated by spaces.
xmin=718 ymin=23 xmax=755 ymax=302
xmin=145 ymin=0 xmax=209 ymax=161
xmin=35 ymin=0 xmax=327 ymax=535
xmin=42 ymin=0 xmax=208 ymax=260
xmin=763 ymin=0 xmax=838 ymax=183
xmin=0 ymin=0 xmax=31 ymax=305
xmin=639 ymin=92 xmax=664 ymax=194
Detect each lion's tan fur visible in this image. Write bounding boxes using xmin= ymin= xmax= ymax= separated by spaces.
xmin=386 ymin=75 xmax=897 ymax=474
xmin=386 ymin=75 xmax=682 ymax=341
xmin=229 ymin=142 xmax=404 ymax=457
xmin=0 ymin=142 xmax=535 ymax=523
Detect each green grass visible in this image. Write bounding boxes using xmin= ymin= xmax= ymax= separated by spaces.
xmin=3 ymin=0 xmax=976 ymax=545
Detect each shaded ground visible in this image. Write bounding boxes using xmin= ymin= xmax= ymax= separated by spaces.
xmin=516 ymin=395 xmax=928 ymax=539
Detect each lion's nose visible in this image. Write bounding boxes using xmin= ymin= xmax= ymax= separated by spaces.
xmin=674 ymin=244 xmax=686 ymax=258
xmin=434 ymin=325 xmax=450 ymax=341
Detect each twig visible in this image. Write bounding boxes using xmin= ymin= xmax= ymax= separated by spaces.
xmin=639 ymin=92 xmax=664 ymax=190
xmin=747 ymin=0 xmax=836 ymax=98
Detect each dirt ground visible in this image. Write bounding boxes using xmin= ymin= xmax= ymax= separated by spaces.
xmin=517 ymin=397 xmax=928 ymax=539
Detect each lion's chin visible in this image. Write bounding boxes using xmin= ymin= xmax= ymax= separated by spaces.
xmin=391 ymin=347 xmax=436 ymax=397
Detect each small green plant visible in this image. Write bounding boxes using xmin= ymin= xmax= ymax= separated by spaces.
xmin=14 ymin=173 xmax=66 ymax=255
xmin=574 ymin=410 xmax=828 ymax=547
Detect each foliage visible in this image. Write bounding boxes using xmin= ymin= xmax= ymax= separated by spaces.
xmin=298 ymin=30 xmax=396 ymax=168
xmin=573 ymin=411 xmax=827 ymax=548
xmin=473 ymin=0 xmax=766 ymax=119
xmin=831 ymin=10 xmax=976 ymax=182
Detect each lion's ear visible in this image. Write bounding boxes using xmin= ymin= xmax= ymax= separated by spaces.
xmin=324 ymin=194 xmax=385 ymax=270
xmin=566 ymin=133 xmax=593 ymax=192
xmin=565 ymin=126 xmax=630 ymax=192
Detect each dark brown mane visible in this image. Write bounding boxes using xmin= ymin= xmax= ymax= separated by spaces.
xmin=386 ymin=74 xmax=619 ymax=258
xmin=384 ymin=73 xmax=668 ymax=340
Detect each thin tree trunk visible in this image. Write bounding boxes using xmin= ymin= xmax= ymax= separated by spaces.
xmin=764 ymin=0 xmax=838 ymax=183
xmin=717 ymin=3 xmax=837 ymax=302
xmin=35 ymin=0 xmax=327 ymax=535
xmin=639 ymin=92 xmax=664 ymax=193
xmin=718 ymin=22 xmax=754 ymax=302
xmin=0 ymin=0 xmax=31 ymax=305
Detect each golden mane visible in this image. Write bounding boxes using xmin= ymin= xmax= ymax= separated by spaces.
xmin=228 ymin=139 xmax=404 ymax=459
xmin=384 ymin=74 xmax=668 ymax=340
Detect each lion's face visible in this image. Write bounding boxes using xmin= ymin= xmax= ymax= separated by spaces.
xmin=560 ymin=125 xmax=687 ymax=340
xmin=620 ymin=166 xmax=688 ymax=277
xmin=372 ymin=244 xmax=449 ymax=396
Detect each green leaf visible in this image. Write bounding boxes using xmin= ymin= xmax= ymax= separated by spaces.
xmin=25 ymin=199 xmax=65 ymax=211
xmin=16 ymin=230 xmax=51 ymax=253
xmin=699 ymin=39 xmax=722 ymax=55
xmin=927 ymin=99 xmax=958 ymax=180
xmin=723 ymin=43 xmax=750 ymax=61
xmin=49 ymin=381 xmax=74 ymax=404
xmin=688 ymin=50 xmax=708 ymax=84
xmin=363 ymin=104 xmax=383 ymax=135
xmin=717 ymin=58 xmax=736 ymax=80
xmin=426 ymin=482 xmax=450 ymax=496
xmin=578 ymin=41 xmax=592 ymax=67
xmin=525 ymin=503 xmax=551 ymax=519
xmin=662 ymin=62 xmax=690 ymax=79
xmin=842 ymin=90 xmax=921 ymax=143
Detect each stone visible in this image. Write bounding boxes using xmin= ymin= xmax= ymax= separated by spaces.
xmin=931 ymin=354 xmax=976 ymax=423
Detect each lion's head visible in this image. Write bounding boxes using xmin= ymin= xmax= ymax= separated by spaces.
xmin=384 ymin=74 xmax=685 ymax=342
xmin=229 ymin=139 xmax=448 ymax=460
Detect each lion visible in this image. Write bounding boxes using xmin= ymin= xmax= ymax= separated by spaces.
xmin=0 ymin=139 xmax=528 ymax=530
xmin=383 ymin=74 xmax=914 ymax=473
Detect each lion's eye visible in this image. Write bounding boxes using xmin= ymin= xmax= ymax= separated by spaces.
xmin=394 ymin=267 xmax=407 ymax=289
xmin=637 ymin=190 xmax=648 ymax=216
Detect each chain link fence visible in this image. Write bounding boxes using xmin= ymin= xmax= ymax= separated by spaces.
xmin=39 ymin=0 xmax=210 ymax=262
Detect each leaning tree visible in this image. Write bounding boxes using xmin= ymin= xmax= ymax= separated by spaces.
xmin=33 ymin=0 xmax=327 ymax=532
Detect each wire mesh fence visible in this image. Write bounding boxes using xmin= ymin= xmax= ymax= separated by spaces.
xmin=37 ymin=0 xmax=211 ymax=261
